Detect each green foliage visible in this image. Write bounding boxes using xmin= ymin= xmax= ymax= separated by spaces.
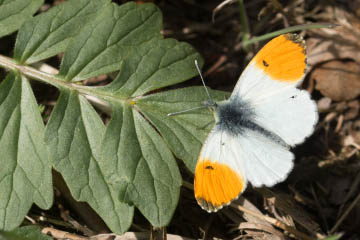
xmin=0 ymin=73 xmax=53 ymax=230
xmin=0 ymin=0 xmax=43 ymax=38
xmin=0 ymin=226 xmax=51 ymax=240
xmin=14 ymin=0 xmax=110 ymax=64
xmin=0 ymin=0 xmax=226 ymax=233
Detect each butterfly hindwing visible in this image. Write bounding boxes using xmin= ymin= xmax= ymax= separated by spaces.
xmin=236 ymin=129 xmax=294 ymax=187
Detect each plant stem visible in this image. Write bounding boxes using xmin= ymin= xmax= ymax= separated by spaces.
xmin=240 ymin=23 xmax=338 ymax=49
xmin=238 ymin=0 xmax=250 ymax=47
xmin=0 ymin=55 xmax=68 ymax=90
xmin=0 ymin=54 xmax=126 ymax=105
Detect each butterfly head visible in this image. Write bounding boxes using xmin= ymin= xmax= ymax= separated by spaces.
xmin=203 ymin=99 xmax=217 ymax=111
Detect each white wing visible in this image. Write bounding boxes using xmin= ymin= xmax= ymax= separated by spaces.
xmin=237 ymin=128 xmax=294 ymax=187
xmin=230 ymin=63 xmax=318 ymax=146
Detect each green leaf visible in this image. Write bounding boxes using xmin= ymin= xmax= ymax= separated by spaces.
xmin=0 ymin=73 xmax=53 ymax=230
xmin=136 ymin=87 xmax=228 ymax=172
xmin=100 ymin=104 xmax=182 ymax=227
xmin=44 ymin=91 xmax=133 ymax=234
xmin=14 ymin=0 xmax=110 ymax=64
xmin=37 ymin=0 xmax=203 ymax=230
xmin=2 ymin=0 xmax=219 ymax=231
xmin=0 ymin=0 xmax=43 ymax=38
xmin=99 ymin=40 xmax=204 ymax=97
xmin=0 ymin=226 xmax=51 ymax=240
xmin=58 ymin=2 xmax=163 ymax=81
xmin=51 ymin=1 xmax=210 ymax=227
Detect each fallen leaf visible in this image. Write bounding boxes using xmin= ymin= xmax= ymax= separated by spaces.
xmin=310 ymin=60 xmax=360 ymax=101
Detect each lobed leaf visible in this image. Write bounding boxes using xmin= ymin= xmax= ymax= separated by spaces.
xmin=48 ymin=1 xmax=206 ymax=227
xmin=44 ymin=91 xmax=133 ymax=234
xmin=98 ymin=40 xmax=204 ymax=97
xmin=100 ymin=104 xmax=182 ymax=227
xmin=0 ymin=0 xmax=43 ymax=38
xmin=0 ymin=73 xmax=53 ymax=230
xmin=14 ymin=0 xmax=110 ymax=64
xmin=59 ymin=2 xmax=162 ymax=81
xmin=0 ymin=0 xmax=223 ymax=232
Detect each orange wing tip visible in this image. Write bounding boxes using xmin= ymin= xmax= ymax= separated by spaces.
xmin=197 ymin=194 xmax=240 ymax=213
xmin=194 ymin=159 xmax=245 ymax=213
xmin=252 ymin=33 xmax=306 ymax=83
xmin=284 ymin=33 xmax=306 ymax=50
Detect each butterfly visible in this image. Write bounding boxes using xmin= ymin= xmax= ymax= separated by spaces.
xmin=193 ymin=33 xmax=318 ymax=212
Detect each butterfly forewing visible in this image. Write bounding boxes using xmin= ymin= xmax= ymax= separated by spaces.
xmin=194 ymin=129 xmax=247 ymax=212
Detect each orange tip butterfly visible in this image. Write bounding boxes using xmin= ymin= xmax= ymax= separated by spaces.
xmin=191 ymin=33 xmax=318 ymax=212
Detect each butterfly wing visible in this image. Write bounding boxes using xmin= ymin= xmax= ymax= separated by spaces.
xmin=194 ymin=127 xmax=247 ymax=212
xmin=236 ymin=128 xmax=294 ymax=187
xmin=230 ymin=34 xmax=318 ymax=146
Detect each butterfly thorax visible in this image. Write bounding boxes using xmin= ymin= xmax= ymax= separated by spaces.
xmin=215 ymin=98 xmax=255 ymax=136
xmin=215 ymin=98 xmax=287 ymax=146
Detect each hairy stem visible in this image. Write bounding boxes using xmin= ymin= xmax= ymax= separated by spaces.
xmin=0 ymin=54 xmax=126 ymax=107
xmin=0 ymin=55 xmax=68 ymax=90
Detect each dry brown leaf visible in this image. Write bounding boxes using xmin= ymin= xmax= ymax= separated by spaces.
xmin=260 ymin=189 xmax=321 ymax=235
xmin=350 ymin=120 xmax=360 ymax=145
xmin=310 ymin=60 xmax=360 ymax=101
xmin=227 ymin=197 xmax=283 ymax=240
xmin=307 ymin=7 xmax=360 ymax=66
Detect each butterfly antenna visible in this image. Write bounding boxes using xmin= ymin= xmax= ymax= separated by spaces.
xmin=167 ymin=105 xmax=208 ymax=117
xmin=195 ymin=60 xmax=213 ymax=103
xmin=167 ymin=60 xmax=214 ymax=117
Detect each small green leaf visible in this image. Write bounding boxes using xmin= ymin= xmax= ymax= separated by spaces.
xmin=100 ymin=104 xmax=182 ymax=227
xmin=0 ymin=73 xmax=53 ymax=230
xmin=321 ymin=234 xmax=343 ymax=240
xmin=0 ymin=0 xmax=43 ymax=38
xmin=136 ymin=87 xmax=228 ymax=172
xmin=0 ymin=226 xmax=51 ymax=240
xmin=44 ymin=91 xmax=133 ymax=234
xmin=59 ymin=2 xmax=162 ymax=81
xmin=14 ymin=0 xmax=110 ymax=64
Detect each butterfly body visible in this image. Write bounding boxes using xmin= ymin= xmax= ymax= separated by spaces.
xmin=194 ymin=34 xmax=318 ymax=213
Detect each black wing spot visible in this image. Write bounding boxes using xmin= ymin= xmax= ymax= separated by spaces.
xmin=205 ymin=165 xmax=214 ymax=170
xmin=263 ymin=60 xmax=269 ymax=67
xmin=291 ymin=95 xmax=297 ymax=99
